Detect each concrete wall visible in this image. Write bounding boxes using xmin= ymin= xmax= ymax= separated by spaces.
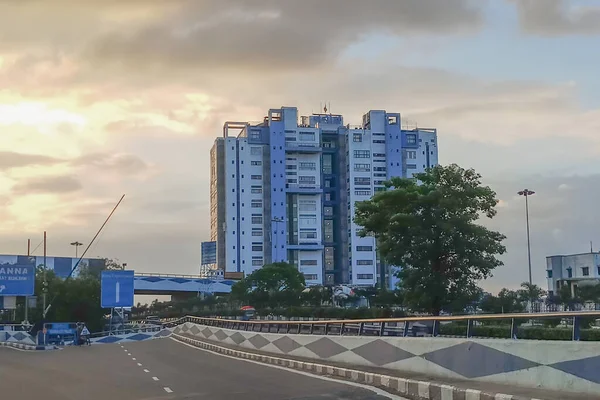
xmin=0 ymin=330 xmax=36 ymax=345
xmin=173 ymin=322 xmax=600 ymax=396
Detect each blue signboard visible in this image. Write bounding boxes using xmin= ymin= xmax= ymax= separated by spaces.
xmin=0 ymin=264 xmax=35 ymax=296
xmin=101 ymin=270 xmax=134 ymax=308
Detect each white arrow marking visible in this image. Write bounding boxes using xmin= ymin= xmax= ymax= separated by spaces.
xmin=115 ymin=282 xmax=120 ymax=303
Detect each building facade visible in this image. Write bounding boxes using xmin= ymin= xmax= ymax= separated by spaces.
xmin=546 ymin=252 xmax=600 ymax=297
xmin=209 ymin=107 xmax=438 ymax=287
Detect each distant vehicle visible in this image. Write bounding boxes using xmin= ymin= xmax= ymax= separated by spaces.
xmin=240 ymin=306 xmax=255 ymax=321
xmin=144 ymin=316 xmax=162 ymax=326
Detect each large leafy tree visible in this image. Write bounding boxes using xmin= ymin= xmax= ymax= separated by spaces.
xmin=231 ymin=262 xmax=306 ymax=308
xmin=354 ymin=164 xmax=506 ymax=315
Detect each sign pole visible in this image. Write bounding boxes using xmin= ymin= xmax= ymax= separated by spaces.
xmin=109 ymin=307 xmax=113 ymax=335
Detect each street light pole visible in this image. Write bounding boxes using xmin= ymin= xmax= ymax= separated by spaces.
xmin=70 ymin=241 xmax=83 ymax=258
xmin=518 ymin=189 xmax=535 ymax=286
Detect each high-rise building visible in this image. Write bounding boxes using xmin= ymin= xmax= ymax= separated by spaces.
xmin=209 ymin=107 xmax=438 ymax=287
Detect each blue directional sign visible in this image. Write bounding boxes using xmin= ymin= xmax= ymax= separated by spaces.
xmin=0 ymin=264 xmax=35 ymax=296
xmin=101 ymin=270 xmax=134 ymax=308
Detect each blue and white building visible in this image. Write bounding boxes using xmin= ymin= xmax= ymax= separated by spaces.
xmin=210 ymin=107 xmax=438 ymax=287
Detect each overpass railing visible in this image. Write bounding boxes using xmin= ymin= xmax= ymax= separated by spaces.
xmin=165 ymin=311 xmax=600 ymax=341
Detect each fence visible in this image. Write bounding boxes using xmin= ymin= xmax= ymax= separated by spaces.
xmin=163 ymin=310 xmax=600 ymax=341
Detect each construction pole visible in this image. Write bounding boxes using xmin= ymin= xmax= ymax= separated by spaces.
xmin=25 ymin=239 xmax=31 ymax=324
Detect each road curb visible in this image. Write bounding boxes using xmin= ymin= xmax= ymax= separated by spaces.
xmin=0 ymin=341 xmax=58 ymax=351
xmin=172 ymin=333 xmax=542 ymax=400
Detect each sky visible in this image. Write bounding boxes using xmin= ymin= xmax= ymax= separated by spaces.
xmin=1 ymin=0 xmax=600 ymax=294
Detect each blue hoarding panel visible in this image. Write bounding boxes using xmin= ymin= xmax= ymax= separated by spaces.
xmin=101 ymin=270 xmax=134 ymax=308
xmin=0 ymin=264 xmax=35 ymax=296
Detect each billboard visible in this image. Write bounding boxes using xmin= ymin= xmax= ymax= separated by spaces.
xmin=201 ymin=241 xmax=217 ymax=265
xmin=0 ymin=257 xmax=35 ymax=296
xmin=0 ymin=254 xmax=105 ymax=279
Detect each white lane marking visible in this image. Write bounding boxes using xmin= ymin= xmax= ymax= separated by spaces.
xmin=132 ymin=358 xmax=136 ymax=361
xmin=143 ymin=369 xmax=150 ymax=373
xmin=123 ymin=349 xmax=128 ymax=352
xmin=170 ymin=337 xmax=407 ymax=400
xmin=163 ymin=387 xmax=173 ymax=393
xmin=152 ymin=377 xmax=159 ymax=381
xmin=137 ymin=363 xmax=143 ymax=366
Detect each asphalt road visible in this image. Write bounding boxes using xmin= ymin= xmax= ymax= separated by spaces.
xmin=0 ymin=339 xmax=405 ymax=400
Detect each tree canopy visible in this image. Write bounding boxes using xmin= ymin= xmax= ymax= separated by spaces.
xmin=354 ymin=164 xmax=506 ymax=315
xmin=231 ymin=262 xmax=306 ymax=308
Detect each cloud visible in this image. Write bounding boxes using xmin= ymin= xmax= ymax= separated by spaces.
xmin=82 ymin=0 xmax=484 ymax=74
xmin=72 ymin=153 xmax=149 ymax=175
xmin=512 ymin=0 xmax=600 ymax=35
xmin=11 ymin=175 xmax=82 ymax=195
xmin=0 ymin=151 xmax=62 ymax=170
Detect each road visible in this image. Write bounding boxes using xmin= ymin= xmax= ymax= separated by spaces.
xmin=0 ymin=338 xmax=404 ymax=400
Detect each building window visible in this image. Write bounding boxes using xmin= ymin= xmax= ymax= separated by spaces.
xmin=357 ymin=274 xmax=374 ymax=280
xmin=252 ymin=229 xmax=263 ymax=237
xmin=354 ymin=163 xmax=371 ymax=172
xmin=250 ymin=147 xmax=262 ymax=155
xmin=251 ymin=186 xmax=262 ymax=194
xmin=567 ymin=267 xmax=573 ymax=278
xmin=303 ymin=274 xmax=318 ymax=280
xmin=252 ymin=245 xmax=263 ymax=252
xmin=299 ymin=162 xmax=316 ymax=170
xmin=299 ymin=132 xmax=315 ymax=141
xmin=251 ymin=216 xmax=263 ymax=224
xmin=299 ymin=176 xmax=316 ymax=185
xmin=299 ymin=200 xmax=317 ymax=211
xmin=251 ymin=200 xmax=263 ymax=208
xmin=353 ymin=133 xmax=362 ymax=142
xmin=249 ymin=131 xmax=261 ymax=140
xmin=406 ymin=164 xmax=417 ymax=169
xmin=356 ymin=246 xmax=373 ymax=252
xmin=355 ymin=190 xmax=371 ymax=196
xmin=324 ymin=206 xmax=333 ymax=216
xmin=407 ymin=150 xmax=417 ymax=159
xmin=251 ymin=175 xmax=262 ymax=180
xmin=354 ymin=177 xmax=371 ymax=186
xmin=251 ymin=161 xmax=262 ymax=166
xmin=354 ymin=150 xmax=370 ymax=159
xmin=300 ymin=259 xmax=318 ymax=266
xmin=286 ymin=164 xmax=297 ymax=170
xmin=300 ymin=230 xmax=318 ymax=239
xmin=300 ymin=215 xmax=317 ymax=226
xmin=582 ymin=267 xmax=590 ymax=276
xmin=547 ymin=270 xmax=553 ymax=278
xmin=356 ymin=260 xmax=374 ymax=265
xmin=406 ymin=134 xmax=417 ymax=145
xmin=252 ymin=258 xmax=263 ymax=266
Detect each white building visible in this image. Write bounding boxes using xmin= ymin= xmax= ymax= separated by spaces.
xmin=209 ymin=107 xmax=439 ymax=287
xmin=546 ymin=253 xmax=600 ymax=297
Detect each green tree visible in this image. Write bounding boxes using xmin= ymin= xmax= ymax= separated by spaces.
xmin=231 ymin=262 xmax=305 ymax=308
xmin=517 ymin=282 xmax=546 ymax=311
xmin=480 ymin=288 xmax=524 ymax=314
xmin=354 ymin=164 xmax=506 ymax=315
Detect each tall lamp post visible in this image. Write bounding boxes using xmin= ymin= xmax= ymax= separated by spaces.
xmin=70 ymin=241 xmax=83 ymax=258
xmin=518 ymin=189 xmax=535 ymax=286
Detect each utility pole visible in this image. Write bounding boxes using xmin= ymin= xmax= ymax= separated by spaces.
xmin=42 ymin=231 xmax=48 ymax=319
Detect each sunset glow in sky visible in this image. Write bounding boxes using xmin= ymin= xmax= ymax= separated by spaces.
xmin=2 ymin=0 xmax=600 ymax=292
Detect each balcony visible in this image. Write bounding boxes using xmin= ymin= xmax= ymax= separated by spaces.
xmin=285 ymin=142 xmax=322 ymax=153
xmin=285 ymin=184 xmax=323 ymax=194
xmin=287 ymin=243 xmax=324 ymax=251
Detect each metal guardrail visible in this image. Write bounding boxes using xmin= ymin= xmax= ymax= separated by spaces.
xmin=90 ymin=326 xmax=162 ymax=338
xmin=164 ymin=311 xmax=600 ymax=341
